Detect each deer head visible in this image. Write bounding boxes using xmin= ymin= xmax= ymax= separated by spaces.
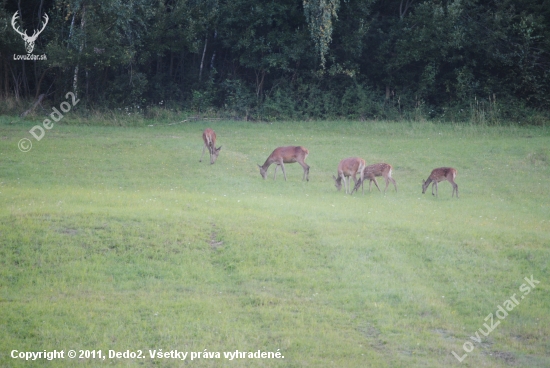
xmin=332 ymin=175 xmax=342 ymax=191
xmin=210 ymin=146 xmax=222 ymax=164
xmin=11 ymin=11 xmax=49 ymax=54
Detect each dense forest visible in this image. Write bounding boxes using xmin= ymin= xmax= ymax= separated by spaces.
xmin=1 ymin=0 xmax=549 ymax=122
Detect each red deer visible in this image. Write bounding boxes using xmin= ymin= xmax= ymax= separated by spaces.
xmin=332 ymin=157 xmax=365 ymax=195
xmin=258 ymin=146 xmax=310 ymax=181
xmin=422 ymin=167 xmax=459 ymax=198
xmin=353 ymin=163 xmax=397 ymax=194
xmin=199 ymin=128 xmax=222 ymax=164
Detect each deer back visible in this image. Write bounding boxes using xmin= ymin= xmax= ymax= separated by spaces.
xmin=429 ymin=167 xmax=457 ymax=182
xmin=202 ymin=128 xmax=216 ymax=148
xmin=338 ymin=157 xmax=365 ymax=177
xmin=364 ymin=163 xmax=392 ymax=178
xmin=266 ymin=146 xmax=308 ymax=164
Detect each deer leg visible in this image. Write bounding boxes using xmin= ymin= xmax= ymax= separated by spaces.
xmin=383 ymin=177 xmax=390 ymax=193
xmin=432 ymin=182 xmax=437 ymax=197
xmin=343 ymin=176 xmax=347 ymax=194
xmin=390 ymin=177 xmax=397 ymax=192
xmin=351 ymin=175 xmax=358 ymax=195
xmin=343 ymin=176 xmax=349 ymax=194
xmin=448 ymin=178 xmax=458 ymax=198
xmin=372 ymin=178 xmax=382 ymax=193
xmin=280 ymin=163 xmax=287 ymax=181
xmin=352 ymin=177 xmax=362 ymax=194
xmin=298 ymin=161 xmax=310 ymax=181
xmin=452 ymin=182 xmax=459 ymax=198
xmin=211 ymin=144 xmax=217 ymax=164
xmin=352 ymin=178 xmax=364 ymax=194
xmin=273 ymin=165 xmax=278 ymax=180
xmin=352 ymin=179 xmax=359 ymax=194
xmin=200 ymin=144 xmax=207 ymax=162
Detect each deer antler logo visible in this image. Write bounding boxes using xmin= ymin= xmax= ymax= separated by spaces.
xmin=11 ymin=11 xmax=49 ymax=54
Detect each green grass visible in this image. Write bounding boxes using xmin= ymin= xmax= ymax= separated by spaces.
xmin=1 ymin=116 xmax=549 ymax=367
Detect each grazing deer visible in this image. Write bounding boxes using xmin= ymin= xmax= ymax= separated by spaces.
xmin=200 ymin=128 xmax=222 ymax=164
xmin=258 ymin=146 xmax=310 ymax=181
xmin=333 ymin=157 xmax=365 ymax=195
xmin=422 ymin=167 xmax=459 ymax=198
xmin=353 ymin=163 xmax=397 ymax=194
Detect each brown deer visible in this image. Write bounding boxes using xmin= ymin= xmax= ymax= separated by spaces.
xmin=332 ymin=157 xmax=365 ymax=195
xmin=199 ymin=128 xmax=222 ymax=164
xmin=422 ymin=167 xmax=459 ymax=198
xmin=258 ymin=146 xmax=310 ymax=181
xmin=353 ymin=163 xmax=397 ymax=194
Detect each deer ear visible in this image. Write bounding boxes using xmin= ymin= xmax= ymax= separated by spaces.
xmin=217 ymin=146 xmax=222 ymax=150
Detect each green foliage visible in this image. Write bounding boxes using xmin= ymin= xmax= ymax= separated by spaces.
xmin=221 ymin=79 xmax=256 ymax=119
xmin=262 ymin=78 xmax=403 ymax=121
xmin=303 ymin=0 xmax=340 ymax=68
xmin=340 ymin=82 xmax=383 ymax=119
xmin=1 ymin=0 xmax=549 ymax=121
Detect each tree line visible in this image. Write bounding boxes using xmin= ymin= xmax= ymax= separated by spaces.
xmin=1 ymin=0 xmax=549 ymax=122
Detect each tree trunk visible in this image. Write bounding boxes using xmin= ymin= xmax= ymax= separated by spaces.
xmin=73 ymin=65 xmax=79 ymax=95
xmin=210 ymin=30 xmax=217 ymax=70
xmin=35 ymin=67 xmax=52 ymax=99
xmin=73 ymin=5 xmax=86 ymax=97
xmin=199 ymin=35 xmax=208 ymax=82
xmin=38 ymin=0 xmax=44 ymax=20
xmin=256 ymin=70 xmax=265 ymax=99
xmin=169 ymin=52 xmax=174 ymax=77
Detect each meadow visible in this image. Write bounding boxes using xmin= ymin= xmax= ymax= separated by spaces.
xmin=0 ymin=115 xmax=549 ymax=367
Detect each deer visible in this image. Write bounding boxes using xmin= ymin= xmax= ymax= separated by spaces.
xmin=11 ymin=11 xmax=49 ymax=54
xmin=199 ymin=128 xmax=222 ymax=164
xmin=332 ymin=157 xmax=365 ymax=195
xmin=353 ymin=163 xmax=397 ymax=194
xmin=422 ymin=167 xmax=459 ymax=198
xmin=258 ymin=146 xmax=310 ymax=181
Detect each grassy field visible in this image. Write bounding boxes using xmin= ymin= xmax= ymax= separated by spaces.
xmin=0 ymin=115 xmax=549 ymax=367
